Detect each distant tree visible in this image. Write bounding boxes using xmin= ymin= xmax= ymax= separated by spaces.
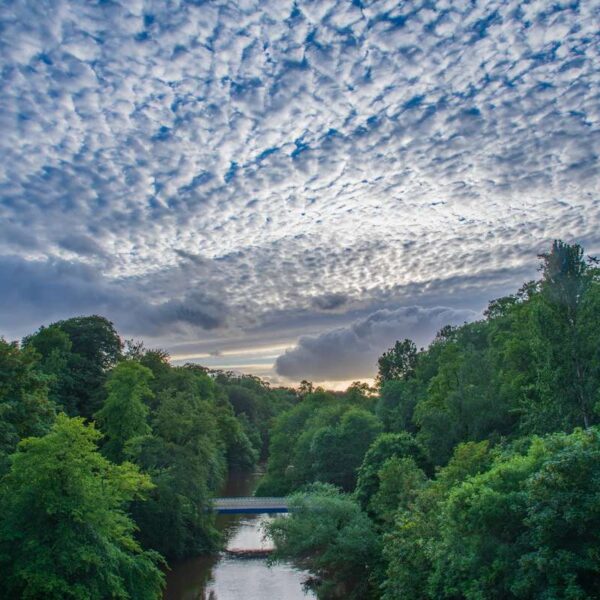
xmin=311 ymin=408 xmax=382 ymax=491
xmin=298 ymin=380 xmax=314 ymax=396
xmin=95 ymin=361 xmax=153 ymax=463
xmin=376 ymin=378 xmax=422 ymax=433
xmin=377 ymin=339 xmax=418 ymax=385
xmin=0 ymin=415 xmax=164 ymax=599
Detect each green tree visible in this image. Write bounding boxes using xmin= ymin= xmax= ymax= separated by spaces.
xmin=355 ymin=432 xmax=428 ymax=515
xmin=377 ymin=339 xmax=418 ymax=385
xmin=267 ymin=483 xmax=382 ymax=600
xmin=414 ymin=323 xmax=513 ymax=465
xmin=375 ymin=378 xmax=422 ymax=432
xmin=24 ymin=316 xmax=122 ymax=418
xmin=95 ymin=361 xmax=153 ymax=463
xmin=310 ymin=408 xmax=382 ymax=491
xmin=428 ymin=430 xmax=600 ymax=599
xmin=370 ymin=456 xmax=426 ymax=526
xmin=22 ymin=325 xmax=75 ymax=413
xmin=0 ymin=339 xmax=55 ymax=472
xmin=0 ymin=415 xmax=164 ymax=599
xmin=127 ymin=367 xmax=225 ymax=559
xmin=382 ymin=441 xmax=492 ymax=599
xmin=527 ymin=241 xmax=600 ymax=431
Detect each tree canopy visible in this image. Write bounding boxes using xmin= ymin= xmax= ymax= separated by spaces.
xmin=0 ymin=415 xmax=164 ymax=599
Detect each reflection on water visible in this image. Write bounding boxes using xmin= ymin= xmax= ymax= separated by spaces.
xmin=163 ymin=470 xmax=315 ymax=600
xmin=226 ymin=514 xmax=273 ymax=551
xmin=204 ymin=553 xmax=313 ymax=600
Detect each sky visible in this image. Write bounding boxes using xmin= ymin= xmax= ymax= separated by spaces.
xmin=0 ymin=0 xmax=599 ymax=387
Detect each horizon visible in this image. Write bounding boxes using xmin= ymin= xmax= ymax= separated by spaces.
xmin=1 ymin=1 xmax=599 ymax=387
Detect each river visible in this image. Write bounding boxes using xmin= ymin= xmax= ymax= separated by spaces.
xmin=163 ymin=469 xmax=316 ymax=600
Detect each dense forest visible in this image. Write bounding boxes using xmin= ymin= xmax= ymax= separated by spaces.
xmin=0 ymin=314 xmax=297 ymax=598
xmin=262 ymin=240 xmax=600 ymax=599
xmin=1 ymin=240 xmax=599 ymax=599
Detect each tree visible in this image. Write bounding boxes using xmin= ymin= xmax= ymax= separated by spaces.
xmin=127 ymin=367 xmax=225 ymax=559
xmin=24 ymin=316 xmax=123 ymax=418
xmin=0 ymin=339 xmax=55 ymax=472
xmin=21 ymin=325 xmax=75 ymax=413
xmin=370 ymin=456 xmax=426 ymax=526
xmin=376 ymin=378 xmax=422 ymax=433
xmin=427 ymin=430 xmax=600 ymax=599
xmin=310 ymin=408 xmax=382 ymax=491
xmin=382 ymin=441 xmax=492 ymax=600
xmin=0 ymin=415 xmax=164 ymax=599
xmin=377 ymin=339 xmax=418 ymax=385
xmin=298 ymin=380 xmax=314 ymax=396
xmin=95 ymin=361 xmax=153 ymax=463
xmin=267 ymin=483 xmax=382 ymax=600
xmin=355 ymin=432 xmax=428 ymax=515
xmin=413 ymin=324 xmax=513 ymax=465
xmin=527 ymin=240 xmax=600 ymax=431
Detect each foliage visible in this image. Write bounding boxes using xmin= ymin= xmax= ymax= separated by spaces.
xmin=24 ymin=316 xmax=122 ymax=418
xmin=354 ymin=432 xmax=428 ymax=517
xmin=526 ymin=241 xmax=600 ymax=431
xmin=382 ymin=440 xmax=493 ymax=599
xmin=377 ymin=338 xmax=417 ymax=384
xmin=375 ymin=378 xmax=422 ymax=433
xmin=431 ymin=429 xmax=600 ymax=599
xmin=95 ymin=361 xmax=153 ymax=463
xmin=126 ymin=367 xmax=227 ymax=560
xmin=370 ymin=456 xmax=427 ymax=526
xmin=257 ymin=389 xmax=380 ymax=494
xmin=0 ymin=415 xmax=164 ymax=599
xmin=0 ymin=338 xmax=55 ymax=472
xmin=267 ymin=483 xmax=382 ymax=600
xmin=310 ymin=408 xmax=382 ymax=490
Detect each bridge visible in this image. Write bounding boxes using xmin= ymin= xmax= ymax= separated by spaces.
xmin=212 ymin=497 xmax=289 ymax=514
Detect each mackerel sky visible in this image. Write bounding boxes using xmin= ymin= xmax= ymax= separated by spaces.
xmin=1 ymin=0 xmax=599 ymax=386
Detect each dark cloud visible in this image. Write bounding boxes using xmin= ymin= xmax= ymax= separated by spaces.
xmin=58 ymin=234 xmax=106 ymax=258
xmin=311 ymin=293 xmax=348 ymax=311
xmin=0 ymin=255 xmax=227 ymax=338
xmin=275 ymin=305 xmax=477 ymax=381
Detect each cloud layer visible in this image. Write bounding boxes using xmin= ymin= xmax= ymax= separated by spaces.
xmin=0 ymin=0 xmax=598 ymax=381
xmin=275 ymin=305 xmax=476 ymax=380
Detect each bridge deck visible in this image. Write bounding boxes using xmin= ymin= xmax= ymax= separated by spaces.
xmin=212 ymin=497 xmax=288 ymax=514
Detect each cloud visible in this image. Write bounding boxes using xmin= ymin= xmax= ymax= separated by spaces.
xmin=58 ymin=234 xmax=107 ymax=258
xmin=0 ymin=0 xmax=599 ymax=379
xmin=275 ymin=305 xmax=477 ymax=381
xmin=0 ymin=255 xmax=227 ymax=338
xmin=311 ymin=292 xmax=348 ymax=311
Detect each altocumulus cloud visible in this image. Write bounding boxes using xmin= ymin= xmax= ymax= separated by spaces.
xmin=275 ymin=306 xmax=477 ymax=381
xmin=0 ymin=0 xmax=599 ymax=378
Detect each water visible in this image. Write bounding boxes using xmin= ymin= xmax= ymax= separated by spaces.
xmin=163 ymin=470 xmax=315 ymax=600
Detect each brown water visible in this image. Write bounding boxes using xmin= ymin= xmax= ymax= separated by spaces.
xmin=163 ymin=470 xmax=315 ymax=600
